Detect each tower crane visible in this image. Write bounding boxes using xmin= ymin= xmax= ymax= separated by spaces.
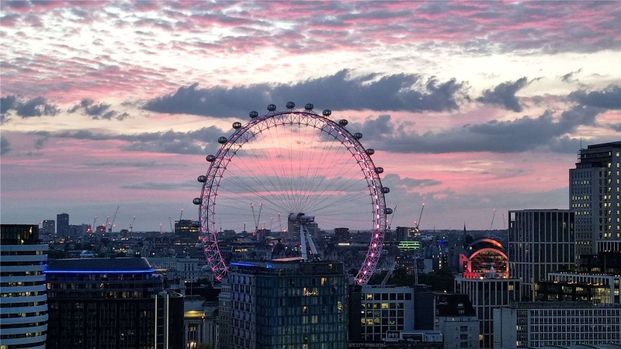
xmin=91 ymin=216 xmax=97 ymax=234
xmin=104 ymin=216 xmax=110 ymax=233
xmin=490 ymin=208 xmax=496 ymax=230
xmin=129 ymin=216 xmax=136 ymax=233
xmin=250 ymin=203 xmax=263 ymax=232
xmin=179 ymin=209 xmax=183 ymax=221
xmin=108 ymin=205 xmax=119 ymax=233
xmin=415 ymin=203 xmax=425 ymax=230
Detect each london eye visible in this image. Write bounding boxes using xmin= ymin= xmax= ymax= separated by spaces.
xmin=194 ymin=102 xmax=390 ymax=285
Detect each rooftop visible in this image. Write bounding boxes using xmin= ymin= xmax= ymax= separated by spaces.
xmin=46 ymin=257 xmax=154 ymax=274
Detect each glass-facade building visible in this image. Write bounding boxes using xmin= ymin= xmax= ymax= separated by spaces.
xmin=0 ymin=224 xmax=48 ymax=349
xmin=45 ymin=257 xmax=183 ymax=349
xmin=219 ymin=259 xmax=347 ymax=349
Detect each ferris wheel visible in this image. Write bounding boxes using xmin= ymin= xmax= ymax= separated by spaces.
xmin=193 ymin=102 xmax=391 ymax=285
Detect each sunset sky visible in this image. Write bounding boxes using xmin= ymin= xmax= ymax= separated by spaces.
xmin=1 ymin=1 xmax=620 ymax=231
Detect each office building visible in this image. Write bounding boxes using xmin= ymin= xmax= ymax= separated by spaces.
xmin=569 ymin=141 xmax=621 ymax=256
xmin=56 ymin=213 xmax=69 ymax=236
xmin=0 ymin=224 xmax=49 ymax=349
xmin=45 ymin=257 xmax=183 ymax=349
xmin=219 ymin=259 xmax=347 ymax=349
xmin=349 ymin=285 xmax=415 ymax=343
xmin=454 ymin=276 xmax=520 ymax=349
xmin=494 ymin=302 xmax=621 ymax=348
xmin=508 ymin=209 xmax=575 ymax=300
xmin=536 ymin=272 xmax=621 ymax=304
xmin=41 ymin=219 xmax=55 ymax=236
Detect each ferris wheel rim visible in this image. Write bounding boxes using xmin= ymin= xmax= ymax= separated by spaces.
xmin=197 ymin=106 xmax=388 ymax=285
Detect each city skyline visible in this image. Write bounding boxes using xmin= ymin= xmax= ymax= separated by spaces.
xmin=2 ymin=1 xmax=621 ymax=231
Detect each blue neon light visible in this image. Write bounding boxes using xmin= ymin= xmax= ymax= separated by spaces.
xmin=44 ymin=269 xmax=156 ymax=274
xmin=230 ymin=262 xmax=256 ymax=268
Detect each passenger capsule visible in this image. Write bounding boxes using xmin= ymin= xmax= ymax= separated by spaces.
xmin=384 ymin=208 xmax=393 ymax=214
xmin=375 ymin=167 xmax=384 ymax=174
xmin=382 ymin=187 xmax=390 ymax=194
xmin=198 ymin=175 xmax=207 ymax=183
xmin=217 ymin=136 xmax=228 ymax=144
xmin=353 ymin=132 xmax=363 ymax=139
xmin=365 ymin=148 xmax=375 ymax=155
xmin=338 ymin=119 xmax=348 ymax=127
xmin=267 ymin=104 xmax=277 ymax=111
xmin=322 ymin=109 xmax=331 ymax=116
xmin=249 ymin=111 xmax=259 ymax=118
xmin=206 ymin=154 xmax=216 ymax=162
xmin=232 ymin=122 xmax=242 ymax=129
xmin=286 ymin=101 xmax=295 ymax=109
xmin=193 ymin=198 xmax=202 ymax=205
xmin=304 ymin=103 xmax=314 ymax=111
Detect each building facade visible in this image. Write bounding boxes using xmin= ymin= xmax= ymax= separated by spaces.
xmin=536 ymin=272 xmax=621 ymax=304
xmin=569 ymin=141 xmax=621 ymax=256
xmin=434 ymin=294 xmax=479 ymax=349
xmin=348 ymin=285 xmax=415 ymax=343
xmin=508 ymin=209 xmax=575 ymax=300
xmin=454 ymin=276 xmax=520 ymax=349
xmin=219 ymin=259 xmax=347 ymax=349
xmin=0 ymin=224 xmax=49 ymax=349
xmin=40 ymin=220 xmax=55 ymax=237
xmin=45 ymin=257 xmax=183 ymax=349
xmin=493 ymin=302 xmax=621 ymax=348
xmin=56 ymin=213 xmax=69 ymax=236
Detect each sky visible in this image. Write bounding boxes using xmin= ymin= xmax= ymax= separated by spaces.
xmin=1 ymin=1 xmax=620 ymax=232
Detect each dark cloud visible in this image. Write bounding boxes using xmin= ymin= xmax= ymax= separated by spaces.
xmin=144 ymin=70 xmax=466 ymax=117
xmin=1 ymin=137 xmax=11 ymax=155
xmin=369 ymin=106 xmax=602 ymax=153
xmin=68 ymin=98 xmax=129 ymax=120
xmin=477 ymin=77 xmax=529 ymax=112
xmin=569 ymin=84 xmax=621 ymax=109
xmin=33 ymin=126 xmax=225 ymax=155
xmin=561 ymin=68 xmax=582 ymax=83
xmin=1 ymin=95 xmax=59 ymax=118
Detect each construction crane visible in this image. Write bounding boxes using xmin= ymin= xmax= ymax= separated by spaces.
xmin=490 ymin=208 xmax=497 ymax=230
xmin=179 ymin=209 xmax=183 ymax=221
xmin=104 ymin=217 xmax=110 ymax=233
xmin=108 ymin=205 xmax=120 ymax=233
xmin=129 ymin=216 xmax=136 ymax=233
xmin=387 ymin=205 xmax=398 ymax=230
xmin=415 ymin=203 xmax=425 ymax=230
xmin=250 ymin=203 xmax=263 ymax=232
xmin=91 ymin=216 xmax=97 ymax=234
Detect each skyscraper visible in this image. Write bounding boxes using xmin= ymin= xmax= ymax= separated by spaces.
xmin=0 ymin=224 xmax=49 ymax=349
xmin=56 ymin=213 xmax=69 ymax=236
xmin=219 ymin=259 xmax=347 ymax=349
xmin=569 ymin=141 xmax=621 ymax=256
xmin=508 ymin=209 xmax=575 ymax=300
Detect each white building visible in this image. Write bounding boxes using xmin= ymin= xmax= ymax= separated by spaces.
xmin=0 ymin=225 xmax=49 ymax=349
xmin=494 ymin=302 xmax=621 ymax=348
xmin=508 ymin=209 xmax=575 ymax=300
xmin=454 ymin=276 xmax=521 ymax=349
xmin=570 ymin=141 xmax=621 ymax=256
xmin=148 ymin=256 xmax=204 ymax=282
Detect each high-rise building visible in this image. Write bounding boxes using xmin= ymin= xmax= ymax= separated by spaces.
xmin=56 ymin=213 xmax=69 ymax=236
xmin=508 ymin=209 xmax=575 ymax=300
xmin=348 ymin=285 xmax=415 ymax=343
xmin=45 ymin=257 xmax=183 ymax=349
xmin=494 ymin=302 xmax=621 ymax=348
xmin=454 ymin=276 xmax=520 ymax=349
xmin=569 ymin=141 xmax=621 ymax=256
xmin=41 ymin=219 xmax=55 ymax=236
xmin=219 ymin=259 xmax=347 ymax=349
xmin=0 ymin=224 xmax=49 ymax=349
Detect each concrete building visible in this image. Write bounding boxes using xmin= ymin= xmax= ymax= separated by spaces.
xmin=56 ymin=213 xmax=69 ymax=236
xmin=0 ymin=224 xmax=49 ymax=349
xmin=45 ymin=257 xmax=184 ymax=349
xmin=493 ymin=302 xmax=621 ymax=348
xmin=219 ymin=259 xmax=347 ymax=349
xmin=434 ymin=294 xmax=479 ymax=349
xmin=184 ymin=295 xmax=219 ymax=349
xmin=508 ymin=209 xmax=575 ymax=300
xmin=454 ymin=276 xmax=521 ymax=349
xmin=570 ymin=141 xmax=621 ymax=256
xmin=349 ymin=285 xmax=415 ymax=343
